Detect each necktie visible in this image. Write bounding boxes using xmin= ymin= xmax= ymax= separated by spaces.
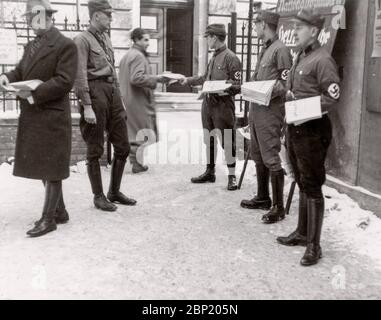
xmin=29 ymin=35 xmax=43 ymax=58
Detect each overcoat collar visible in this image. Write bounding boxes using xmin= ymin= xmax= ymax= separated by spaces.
xmin=24 ymin=26 xmax=61 ymax=78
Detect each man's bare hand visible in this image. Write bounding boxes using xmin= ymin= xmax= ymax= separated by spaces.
xmin=179 ymin=77 xmax=188 ymax=86
xmin=84 ymin=105 xmax=97 ymax=124
xmin=16 ymin=90 xmax=32 ymax=99
xmin=286 ymin=90 xmax=295 ymax=102
xmin=0 ymin=75 xmax=10 ymax=92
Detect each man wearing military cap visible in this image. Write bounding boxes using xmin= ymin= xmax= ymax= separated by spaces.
xmin=240 ymin=10 xmax=292 ymax=225
xmin=180 ymin=24 xmax=242 ymax=191
xmin=74 ymin=0 xmax=137 ymax=212
xmin=276 ymin=9 xmax=341 ymax=266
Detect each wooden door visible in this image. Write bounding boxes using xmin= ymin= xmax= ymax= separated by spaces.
xmin=140 ymin=8 xmax=165 ymax=91
xmin=166 ymin=8 xmax=193 ymax=92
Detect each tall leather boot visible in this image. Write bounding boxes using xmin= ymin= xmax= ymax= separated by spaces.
xmin=262 ymin=170 xmax=285 ymax=224
xmin=240 ymin=164 xmax=271 ymax=210
xmin=87 ymin=160 xmax=117 ymax=212
xmin=35 ymin=181 xmax=69 ymax=226
xmin=277 ymin=191 xmax=308 ymax=246
xmin=191 ymin=165 xmax=216 ymax=184
xmin=27 ymin=181 xmax=60 ymax=238
xmin=300 ymin=197 xmax=325 ymax=266
xmin=107 ymin=158 xmax=137 ymax=206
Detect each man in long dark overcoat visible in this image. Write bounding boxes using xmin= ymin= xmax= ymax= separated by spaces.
xmin=0 ymin=0 xmax=78 ymax=237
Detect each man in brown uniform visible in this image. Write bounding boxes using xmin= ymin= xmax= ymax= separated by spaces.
xmin=276 ymin=9 xmax=341 ymax=266
xmin=74 ymin=0 xmax=136 ymax=212
xmin=241 ymin=11 xmax=292 ymax=224
xmin=180 ymin=24 xmax=242 ymax=191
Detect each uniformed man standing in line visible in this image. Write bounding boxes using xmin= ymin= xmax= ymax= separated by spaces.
xmin=240 ymin=11 xmax=292 ymax=224
xmin=276 ymin=9 xmax=341 ymax=266
xmin=180 ymin=24 xmax=242 ymax=191
xmin=74 ymin=0 xmax=136 ymax=212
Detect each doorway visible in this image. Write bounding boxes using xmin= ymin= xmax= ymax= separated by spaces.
xmin=140 ymin=6 xmax=193 ymax=93
xmin=166 ymin=8 xmax=193 ymax=92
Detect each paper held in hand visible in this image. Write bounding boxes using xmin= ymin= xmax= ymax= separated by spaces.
xmin=285 ymin=96 xmax=323 ymax=126
xmin=1 ymin=80 xmax=43 ymax=104
xmin=159 ymin=72 xmax=186 ymax=85
xmin=241 ymin=80 xmax=276 ymax=106
xmin=197 ymin=81 xmax=232 ymax=100
xmin=1 ymin=79 xmax=43 ymax=92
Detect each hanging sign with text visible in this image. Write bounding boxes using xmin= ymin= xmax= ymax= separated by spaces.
xmin=276 ymin=0 xmax=346 ymax=59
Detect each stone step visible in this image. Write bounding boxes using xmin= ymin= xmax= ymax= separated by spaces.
xmin=155 ymin=92 xmax=202 ymax=112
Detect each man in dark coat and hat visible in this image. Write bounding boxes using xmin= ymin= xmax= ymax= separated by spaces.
xmin=0 ymin=0 xmax=78 ymax=237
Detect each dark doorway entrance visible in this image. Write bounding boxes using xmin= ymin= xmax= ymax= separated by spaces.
xmin=166 ymin=8 xmax=193 ymax=92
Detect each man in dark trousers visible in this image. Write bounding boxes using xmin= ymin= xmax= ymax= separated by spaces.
xmin=240 ymin=11 xmax=292 ymax=224
xmin=276 ymin=9 xmax=341 ymax=266
xmin=0 ymin=0 xmax=78 ymax=237
xmin=180 ymin=24 xmax=242 ymax=191
xmin=74 ymin=0 xmax=136 ymax=212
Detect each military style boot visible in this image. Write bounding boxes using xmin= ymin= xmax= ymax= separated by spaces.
xmin=107 ymin=158 xmax=137 ymax=206
xmin=262 ymin=170 xmax=285 ymax=224
xmin=87 ymin=160 xmax=117 ymax=212
xmin=300 ymin=197 xmax=325 ymax=266
xmin=240 ymin=164 xmax=271 ymax=210
xmin=27 ymin=181 xmax=60 ymax=238
xmin=35 ymin=181 xmax=69 ymax=226
xmin=191 ymin=165 xmax=216 ymax=184
xmin=277 ymin=191 xmax=308 ymax=246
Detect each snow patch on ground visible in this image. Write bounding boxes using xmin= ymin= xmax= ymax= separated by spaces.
xmin=1 ymin=160 xmax=381 ymax=271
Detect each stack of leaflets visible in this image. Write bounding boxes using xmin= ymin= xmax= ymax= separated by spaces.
xmin=197 ymin=81 xmax=232 ymax=100
xmin=241 ymin=80 xmax=276 ymax=106
xmin=1 ymin=79 xmax=43 ymax=92
xmin=285 ymin=96 xmax=325 ymax=126
xmin=0 ymin=80 xmax=43 ymax=104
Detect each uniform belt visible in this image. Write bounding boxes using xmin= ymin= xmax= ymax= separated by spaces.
xmin=89 ymin=76 xmax=114 ymax=83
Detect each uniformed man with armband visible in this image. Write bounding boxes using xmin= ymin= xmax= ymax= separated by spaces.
xmin=276 ymin=9 xmax=341 ymax=267
xmin=240 ymin=11 xmax=293 ymax=225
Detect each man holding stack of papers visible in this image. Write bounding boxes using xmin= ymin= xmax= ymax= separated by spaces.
xmin=276 ymin=9 xmax=341 ymax=267
xmin=240 ymin=10 xmax=292 ymax=226
xmin=180 ymin=24 xmax=242 ymax=191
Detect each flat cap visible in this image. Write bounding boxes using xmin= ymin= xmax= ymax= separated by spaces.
xmin=254 ymin=10 xmax=280 ymax=27
xmin=204 ymin=24 xmax=227 ymax=38
xmin=291 ymin=9 xmax=325 ymax=29
xmin=88 ymin=0 xmax=114 ymax=16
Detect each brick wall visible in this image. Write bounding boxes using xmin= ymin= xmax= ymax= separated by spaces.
xmin=0 ymin=114 xmax=107 ymax=166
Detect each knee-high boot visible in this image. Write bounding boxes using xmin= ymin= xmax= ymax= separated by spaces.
xmin=87 ymin=160 xmax=117 ymax=212
xmin=300 ymin=197 xmax=324 ymax=266
xmin=27 ymin=181 xmax=61 ymax=238
xmin=107 ymin=158 xmax=137 ymax=206
xmin=277 ymin=191 xmax=308 ymax=246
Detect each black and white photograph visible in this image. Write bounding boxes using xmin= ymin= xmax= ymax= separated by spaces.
xmin=0 ymin=0 xmax=381 ymax=305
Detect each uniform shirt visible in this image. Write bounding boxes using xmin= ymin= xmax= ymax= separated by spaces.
xmin=187 ymin=44 xmax=242 ymax=96
xmin=74 ymin=26 xmax=116 ymax=106
xmin=287 ymin=40 xmax=340 ymax=113
xmin=252 ymin=35 xmax=292 ymax=102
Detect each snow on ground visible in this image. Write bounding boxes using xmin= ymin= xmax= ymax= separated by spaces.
xmin=1 ymin=111 xmax=381 ymax=299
